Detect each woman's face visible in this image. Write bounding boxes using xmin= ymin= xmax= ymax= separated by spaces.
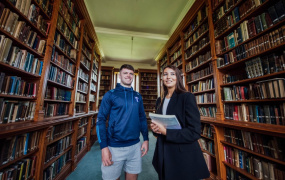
xmin=163 ymin=68 xmax=177 ymax=88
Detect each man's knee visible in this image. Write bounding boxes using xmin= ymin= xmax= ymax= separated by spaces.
xmin=125 ymin=172 xmax=138 ymax=180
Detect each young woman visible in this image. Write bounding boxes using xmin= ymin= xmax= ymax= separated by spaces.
xmin=151 ymin=65 xmax=210 ymax=180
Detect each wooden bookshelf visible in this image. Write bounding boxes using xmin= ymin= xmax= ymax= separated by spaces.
xmin=98 ymin=66 xmax=114 ymax=108
xmin=138 ymin=69 xmax=158 ymax=128
xmin=155 ymin=0 xmax=285 ymax=179
xmin=0 ymin=0 xmax=102 ymax=179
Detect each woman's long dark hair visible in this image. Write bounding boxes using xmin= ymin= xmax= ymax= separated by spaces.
xmin=161 ymin=65 xmax=187 ymax=100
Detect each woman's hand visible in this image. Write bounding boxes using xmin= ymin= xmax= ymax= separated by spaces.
xmin=150 ymin=121 xmax=167 ymax=135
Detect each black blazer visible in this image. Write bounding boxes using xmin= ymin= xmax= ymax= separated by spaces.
xmin=152 ymin=91 xmax=210 ymax=180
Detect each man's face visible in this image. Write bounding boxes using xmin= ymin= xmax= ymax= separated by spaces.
xmin=119 ymin=68 xmax=134 ymax=86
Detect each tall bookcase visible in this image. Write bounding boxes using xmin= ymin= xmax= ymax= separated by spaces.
xmin=156 ymin=0 xmax=285 ymax=179
xmin=0 ymin=0 xmax=101 ymax=179
xmin=138 ymin=69 xmax=158 ymax=128
xmin=98 ymin=66 xmax=114 ymax=108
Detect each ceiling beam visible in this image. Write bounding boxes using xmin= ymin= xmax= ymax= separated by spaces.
xmin=95 ymin=27 xmax=169 ymax=40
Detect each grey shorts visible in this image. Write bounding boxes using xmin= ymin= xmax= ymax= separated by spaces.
xmin=101 ymin=142 xmax=142 ymax=180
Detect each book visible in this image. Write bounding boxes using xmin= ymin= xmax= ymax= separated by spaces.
xmin=149 ymin=113 xmax=181 ymax=129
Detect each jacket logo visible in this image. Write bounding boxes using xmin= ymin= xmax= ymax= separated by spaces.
xmin=135 ymin=97 xmax=139 ymax=102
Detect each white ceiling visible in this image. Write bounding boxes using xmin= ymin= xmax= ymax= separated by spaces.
xmin=84 ymin=0 xmax=195 ymax=65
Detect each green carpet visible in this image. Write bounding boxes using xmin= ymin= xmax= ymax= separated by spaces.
xmin=67 ymin=131 xmax=158 ymax=180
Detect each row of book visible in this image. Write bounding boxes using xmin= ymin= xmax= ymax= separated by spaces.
xmin=214 ymin=0 xmax=270 ymax=37
xmin=91 ymin=116 xmax=96 ymax=126
xmin=59 ymin=0 xmax=80 ymax=38
xmin=82 ymin=43 xmax=92 ymax=60
xmin=195 ymin=93 xmax=216 ymax=104
xmin=184 ymin=36 xmax=209 ymax=60
xmin=80 ymin=58 xmax=90 ymax=73
xmin=224 ymin=103 xmax=285 ymax=125
xmin=216 ymin=25 xmax=285 ymax=65
xmin=45 ymin=86 xmax=72 ymax=101
xmin=186 ymin=63 xmax=213 ymax=82
xmin=90 ymin=83 xmax=96 ymax=92
xmin=57 ymin=14 xmax=77 ymax=46
xmin=78 ymin=69 xmax=89 ymax=83
xmin=44 ymin=103 xmax=69 ymax=117
xmin=168 ymin=40 xmax=181 ymax=56
xmin=0 ymin=35 xmax=44 ymax=72
xmin=45 ymin=136 xmax=71 ymax=163
xmin=43 ymin=150 xmax=71 ymax=180
xmin=199 ymin=138 xmax=215 ymax=155
xmin=160 ymin=60 xmax=167 ymax=73
xmin=63 ymin=0 xmax=79 ymax=25
xmin=78 ymin=118 xmax=88 ymax=127
xmin=143 ymin=105 xmax=155 ymax=110
xmin=223 ymin=78 xmax=285 ymax=101
xmin=75 ymin=137 xmax=86 ymax=155
xmin=99 ymin=85 xmax=110 ymax=91
xmin=10 ymin=0 xmax=53 ymax=17
xmin=186 ymin=26 xmax=209 ymax=50
xmin=212 ymin=0 xmax=239 ymax=23
xmin=75 ymin=103 xmax=84 ymax=113
xmin=185 ymin=51 xmax=211 ymax=72
xmin=141 ymin=77 xmax=157 ymax=82
xmin=221 ymin=53 xmax=284 ymax=84
xmin=190 ymin=78 xmax=215 ymax=93
xmin=224 ymin=128 xmax=284 ymax=160
xmin=141 ymin=95 xmax=156 ymax=100
xmin=184 ymin=21 xmax=208 ymax=44
xmin=51 ymin=46 xmax=76 ymax=75
xmin=184 ymin=5 xmax=208 ymax=39
xmin=199 ymin=106 xmax=217 ymax=118
xmin=83 ymin=29 xmax=93 ymax=46
xmin=201 ymin=123 xmax=214 ymax=138
xmin=0 ymin=13 xmax=46 ymax=51
xmin=0 ymin=1 xmax=51 ymax=36
xmin=48 ymin=65 xmax=74 ymax=88
xmin=160 ymin=55 xmax=167 ymax=66
xmin=75 ymin=92 xmax=86 ymax=102
xmin=141 ymin=81 xmax=156 ymax=86
xmin=170 ymin=48 xmax=181 ymax=63
xmin=141 ymin=86 xmax=156 ymax=91
xmin=0 ymin=131 xmax=39 ymax=165
xmin=46 ymin=121 xmax=73 ymax=143
xmin=0 ymin=73 xmax=37 ymax=97
xmin=92 ymin=59 xmax=98 ymax=70
xmin=0 ymin=99 xmax=36 ymax=124
xmin=172 ymin=58 xmax=182 ymax=68
xmin=4 ymin=48 xmax=43 ymax=77
xmin=244 ymin=53 xmax=284 ymax=79
xmin=91 ymin=72 xmax=97 ymax=83
xmin=226 ymin=166 xmax=250 ymax=180
xmin=141 ymin=73 xmax=157 ymax=78
xmin=54 ymin=31 xmax=77 ymax=58
xmin=89 ymin=94 xmax=95 ymax=102
xmin=224 ymin=145 xmax=285 ymax=179
xmin=0 ymin=156 xmax=37 ymax=180
xmin=77 ymin=81 xmax=88 ymax=93
xmin=218 ymin=1 xmax=284 ymax=52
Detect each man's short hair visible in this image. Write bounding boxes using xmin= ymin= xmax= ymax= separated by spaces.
xmin=120 ymin=64 xmax=134 ymax=72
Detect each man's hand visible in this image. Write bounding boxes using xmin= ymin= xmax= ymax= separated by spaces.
xmin=101 ymin=147 xmax=113 ymax=166
xmin=141 ymin=140 xmax=149 ymax=157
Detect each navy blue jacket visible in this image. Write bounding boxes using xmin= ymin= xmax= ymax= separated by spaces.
xmin=96 ymin=83 xmax=149 ymax=149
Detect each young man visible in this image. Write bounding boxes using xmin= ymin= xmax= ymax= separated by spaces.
xmin=96 ymin=64 xmax=149 ymax=180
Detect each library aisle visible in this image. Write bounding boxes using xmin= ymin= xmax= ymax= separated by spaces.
xmin=66 ymin=131 xmax=158 ymax=180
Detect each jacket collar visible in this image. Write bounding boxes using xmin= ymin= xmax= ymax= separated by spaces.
xmin=116 ymin=83 xmax=133 ymax=91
